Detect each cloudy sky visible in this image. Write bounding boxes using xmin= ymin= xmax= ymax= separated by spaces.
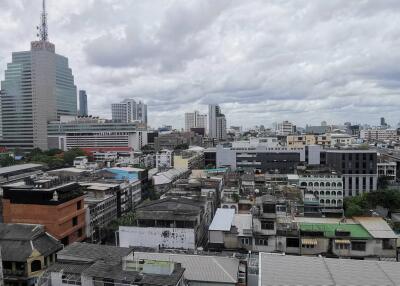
xmin=1 ymin=0 xmax=400 ymax=129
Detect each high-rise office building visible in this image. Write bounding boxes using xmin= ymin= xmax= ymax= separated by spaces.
xmin=0 ymin=1 xmax=77 ymax=150
xmin=184 ymin=111 xmax=207 ymax=132
xmin=78 ymin=90 xmax=88 ymax=116
xmin=111 ymin=99 xmax=147 ymax=125
xmin=208 ymin=104 xmax=227 ymax=140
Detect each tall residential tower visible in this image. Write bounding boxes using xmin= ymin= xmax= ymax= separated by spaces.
xmin=184 ymin=111 xmax=207 ymax=132
xmin=208 ymin=104 xmax=227 ymax=140
xmin=0 ymin=0 xmax=77 ymax=150
xmin=111 ymin=99 xmax=147 ymax=125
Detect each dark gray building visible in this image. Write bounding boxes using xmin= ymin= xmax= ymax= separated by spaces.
xmin=324 ymin=149 xmax=377 ymax=196
xmin=78 ymin=90 xmax=88 ymax=116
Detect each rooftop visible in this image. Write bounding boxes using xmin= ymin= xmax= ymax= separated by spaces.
xmin=300 ymin=222 xmax=372 ymax=239
xmin=259 ymin=253 xmax=400 ymax=286
xmin=0 ymin=163 xmax=43 ymax=175
xmin=134 ymin=252 xmax=239 ymax=284
xmin=0 ymin=223 xmax=62 ymax=262
xmin=209 ymin=208 xmax=235 ymax=231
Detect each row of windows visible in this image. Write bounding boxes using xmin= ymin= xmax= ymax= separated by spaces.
xmin=301 ymin=181 xmax=342 ymax=187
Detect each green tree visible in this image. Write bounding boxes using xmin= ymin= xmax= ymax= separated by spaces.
xmin=345 ymin=203 xmax=364 ymax=217
xmin=0 ymin=155 xmax=15 ymax=167
xmin=63 ymin=148 xmax=85 ymax=165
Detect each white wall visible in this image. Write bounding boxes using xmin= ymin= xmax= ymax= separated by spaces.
xmin=119 ymin=226 xmax=196 ymax=249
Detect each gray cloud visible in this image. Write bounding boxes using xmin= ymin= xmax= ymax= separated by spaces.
xmin=1 ymin=0 xmax=400 ymax=128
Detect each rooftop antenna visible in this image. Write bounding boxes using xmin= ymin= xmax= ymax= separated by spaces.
xmin=37 ymin=0 xmax=48 ymax=41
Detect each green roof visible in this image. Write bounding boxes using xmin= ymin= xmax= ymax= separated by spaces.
xmin=300 ymin=223 xmax=372 ymax=239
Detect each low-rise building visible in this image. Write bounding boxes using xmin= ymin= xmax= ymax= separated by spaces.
xmin=152 ymin=168 xmax=190 ymax=193
xmin=0 ymin=223 xmax=62 ymax=286
xmin=2 ymin=175 xmax=86 ymax=245
xmin=174 ymin=149 xmax=204 ymax=170
xmin=156 ymin=149 xmax=173 ymax=170
xmin=119 ymin=197 xmax=212 ymax=250
xmin=287 ymin=135 xmax=316 ymax=147
xmin=360 ymin=128 xmax=398 ymax=142
xmin=377 ymin=161 xmax=397 ymax=183
xmin=38 ymin=242 xmax=185 ymax=286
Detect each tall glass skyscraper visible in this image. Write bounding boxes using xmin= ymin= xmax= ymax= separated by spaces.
xmin=78 ymin=90 xmax=88 ymax=116
xmin=0 ymin=3 xmax=77 ymax=150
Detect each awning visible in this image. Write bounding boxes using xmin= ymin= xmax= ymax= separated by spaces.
xmin=334 ymin=239 xmax=351 ymax=244
xmin=301 ymin=238 xmax=317 ymax=246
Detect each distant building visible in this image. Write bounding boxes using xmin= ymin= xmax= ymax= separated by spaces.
xmin=360 ymin=128 xmax=398 ymax=142
xmin=208 ymin=104 xmax=227 ymax=140
xmin=78 ymin=90 xmax=88 ymax=116
xmin=47 ymin=116 xmax=147 ymax=151
xmin=2 ymin=175 xmax=86 ymax=245
xmin=174 ymin=149 xmax=204 ymax=170
xmin=185 ymin=111 xmax=207 ymax=132
xmin=276 ymin=121 xmax=296 ymax=135
xmin=156 ymin=149 xmax=173 ymax=170
xmin=323 ymin=149 xmax=378 ymax=196
xmin=0 ymin=223 xmax=62 ymax=286
xmin=377 ymin=161 xmax=397 ymax=183
xmin=111 ymin=99 xmax=147 ymax=125
xmin=154 ymin=131 xmax=202 ymax=151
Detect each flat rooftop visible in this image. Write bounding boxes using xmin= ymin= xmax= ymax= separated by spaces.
xmin=0 ymin=163 xmax=43 ymax=175
xmin=259 ymin=253 xmax=400 ymax=286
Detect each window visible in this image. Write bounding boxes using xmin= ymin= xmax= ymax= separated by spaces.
xmin=262 ymin=204 xmax=275 ymax=214
xmin=78 ymin=228 xmax=83 ymax=237
xmin=383 ymin=239 xmax=393 ymax=250
xmin=72 ymin=217 xmax=78 ymax=226
xmin=77 ymin=201 xmax=82 ymax=210
xmin=335 ymin=243 xmax=350 ymax=250
xmin=261 ymin=221 xmax=274 ymax=230
xmin=286 ymin=237 xmax=299 ymax=247
xmin=256 ymin=238 xmax=268 ymax=246
xmin=31 ymin=260 xmax=42 ymax=272
xmin=351 ymin=241 xmax=366 ymax=251
xmin=241 ymin=237 xmax=251 ymax=245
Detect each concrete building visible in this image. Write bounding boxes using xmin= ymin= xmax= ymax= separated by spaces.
xmin=324 ymin=149 xmax=378 ymax=196
xmin=360 ymin=128 xmax=398 ymax=142
xmin=208 ymin=104 xmax=227 ymax=140
xmin=185 ymin=110 xmax=207 ymax=132
xmin=119 ymin=197 xmax=212 ymax=250
xmin=377 ymin=161 xmax=397 ymax=183
xmin=38 ymin=243 xmax=184 ymax=286
xmin=0 ymin=223 xmax=62 ymax=286
xmin=152 ymin=168 xmax=191 ymax=193
xmin=2 ymin=175 xmax=86 ymax=245
xmin=287 ymin=134 xmax=316 ymax=147
xmin=111 ymin=99 xmax=147 ymax=125
xmin=156 ymin=149 xmax=173 ymax=170
xmin=78 ymin=90 xmax=88 ymax=116
xmin=47 ymin=116 xmax=147 ymax=151
xmin=0 ymin=163 xmax=44 ymax=186
xmin=154 ymin=131 xmax=202 ymax=151
xmin=0 ymin=3 xmax=77 ymax=150
xmin=298 ymin=167 xmax=344 ymax=216
xmin=174 ymin=149 xmax=204 ymax=170
xmin=276 ymin=120 xmax=296 ymax=135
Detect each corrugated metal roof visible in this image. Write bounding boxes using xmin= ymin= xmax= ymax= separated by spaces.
xmin=354 ymin=217 xmax=397 ymax=239
xmin=134 ymin=252 xmax=239 ymax=284
xmin=209 ymin=208 xmax=235 ymax=231
xmin=0 ymin=163 xmax=43 ymax=175
xmin=260 ymin=253 xmax=400 ymax=286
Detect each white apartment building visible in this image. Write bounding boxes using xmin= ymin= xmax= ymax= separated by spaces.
xmin=360 ymin=128 xmax=398 ymax=141
xmin=111 ymin=99 xmax=148 ymax=125
xmin=184 ymin=111 xmax=207 ymax=132
xmin=276 ymin=121 xmax=296 ymax=135
xmin=156 ymin=149 xmax=173 ymax=170
xmin=377 ymin=162 xmax=397 ymax=183
xmin=209 ymin=104 xmax=227 ymax=140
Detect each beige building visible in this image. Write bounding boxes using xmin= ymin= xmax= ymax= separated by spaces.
xmin=287 ymin=135 xmax=316 ymax=147
xmin=173 ymin=150 xmax=204 ymax=170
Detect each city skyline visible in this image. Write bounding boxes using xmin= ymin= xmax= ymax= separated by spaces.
xmin=1 ymin=1 xmax=400 ymax=128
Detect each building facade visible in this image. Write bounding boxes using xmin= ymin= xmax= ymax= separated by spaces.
xmin=78 ymin=90 xmax=88 ymax=116
xmin=208 ymin=104 xmax=227 ymax=140
xmin=0 ymin=40 xmax=77 ymax=150
xmin=2 ymin=175 xmax=86 ymax=245
xmin=184 ymin=111 xmax=207 ymax=132
xmin=111 ymin=99 xmax=148 ymax=125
